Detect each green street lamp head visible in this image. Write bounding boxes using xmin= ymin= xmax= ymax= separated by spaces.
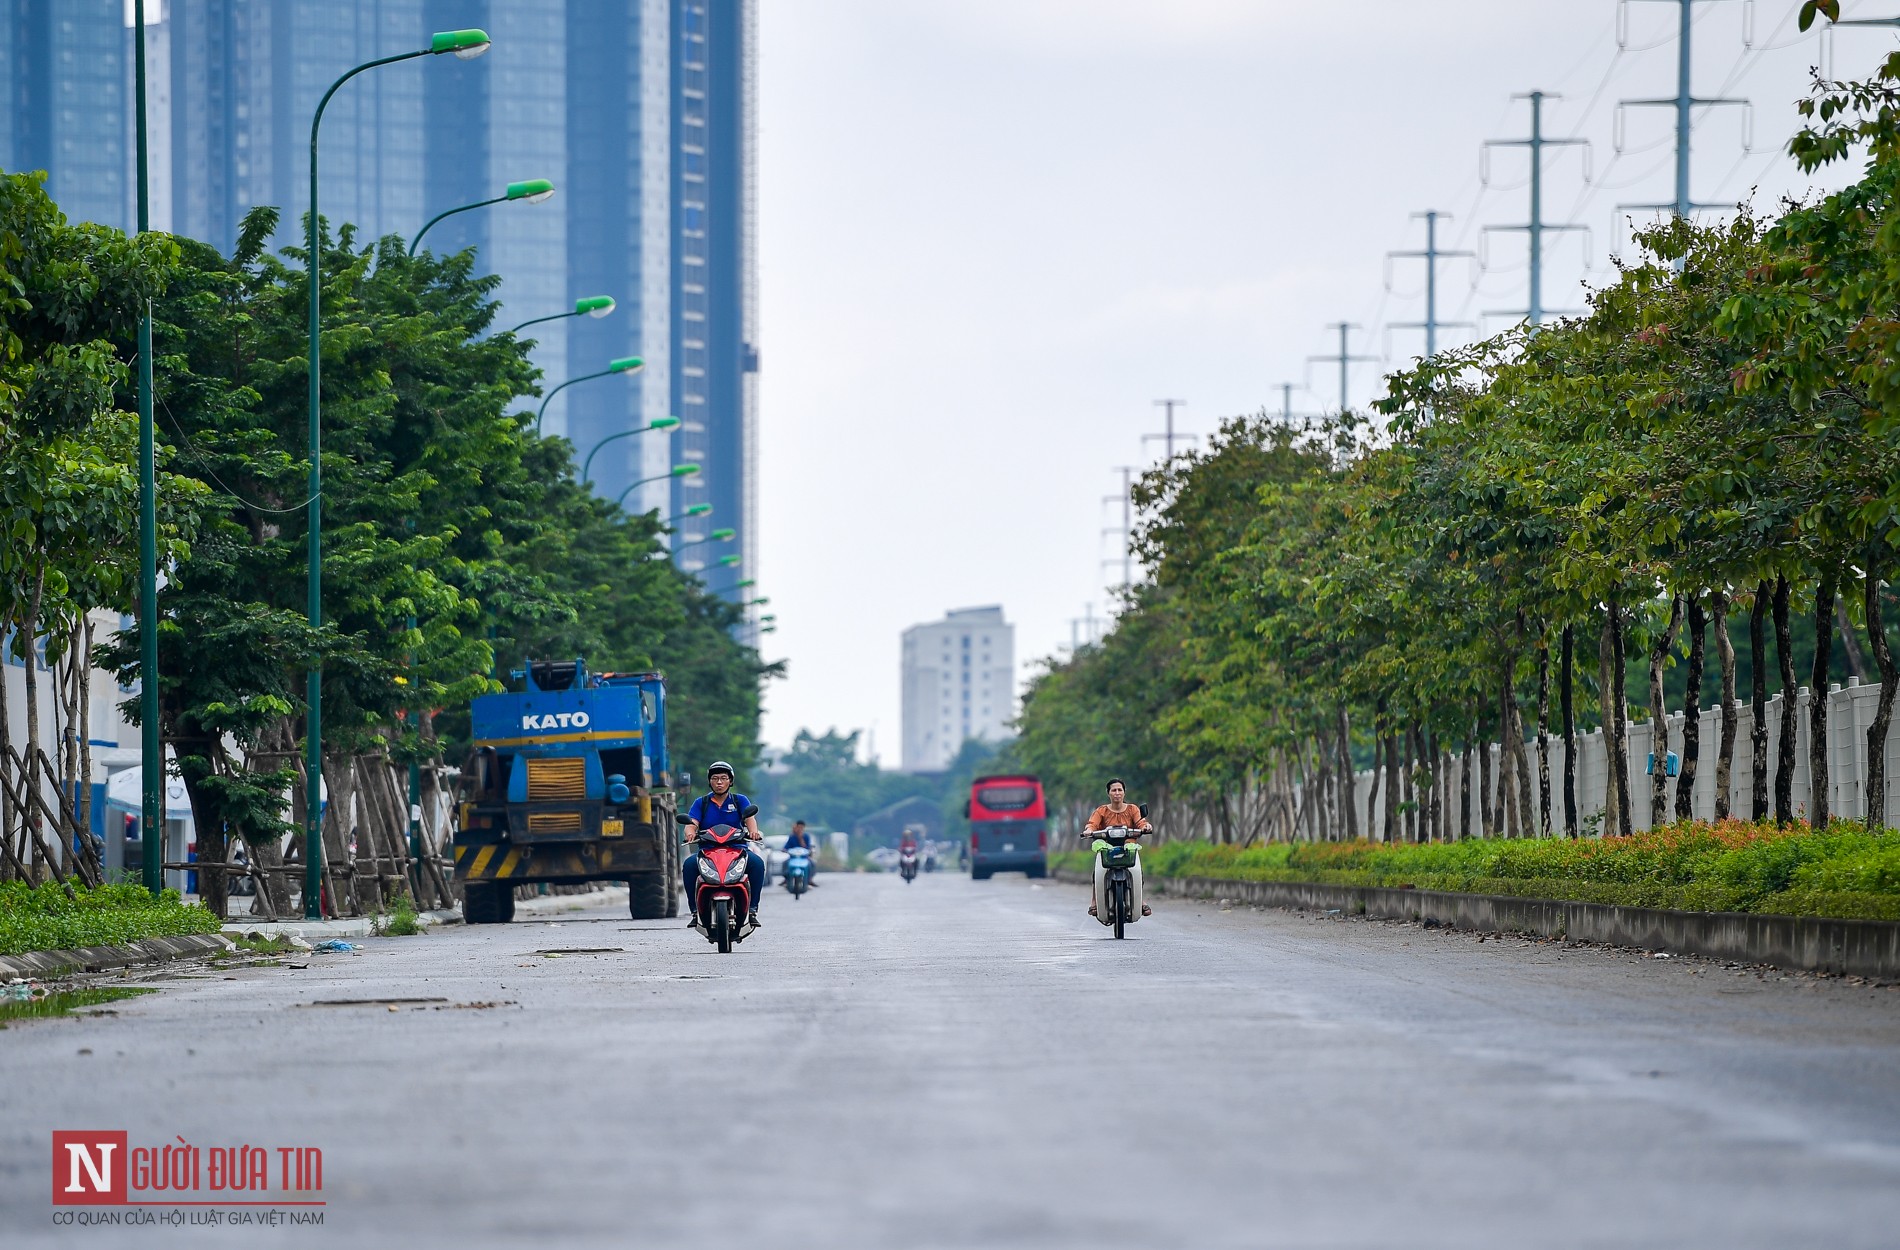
xmin=577 ymin=295 xmax=616 ymax=318
xmin=649 ymin=415 xmax=681 ymax=431
xmin=734 ymin=580 xmax=756 ymax=589
xmin=744 ymin=596 xmax=769 ymax=607
xmin=431 ymin=29 xmax=492 ymax=58
xmin=683 ymin=503 xmax=712 ymax=518
xmin=671 ymin=463 xmax=700 ymax=478
xmin=717 ymin=554 xmax=742 ymax=568
xmin=612 ymin=355 xmax=645 ymax=374
xmin=710 ymin=527 xmax=736 ymax=542
xmin=506 ymin=178 xmax=556 ymax=204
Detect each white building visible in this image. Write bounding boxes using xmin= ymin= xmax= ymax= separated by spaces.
xmin=901 ymin=606 xmax=1015 ymax=772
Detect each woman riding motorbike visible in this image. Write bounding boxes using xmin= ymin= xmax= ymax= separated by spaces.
xmin=1085 ymin=778 xmax=1152 ymax=918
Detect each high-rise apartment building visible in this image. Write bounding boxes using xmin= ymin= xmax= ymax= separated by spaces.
xmin=901 ymin=607 xmax=1016 ymax=773
xmin=668 ymin=0 xmax=755 ymax=592
xmin=0 ymin=0 xmax=755 ymax=589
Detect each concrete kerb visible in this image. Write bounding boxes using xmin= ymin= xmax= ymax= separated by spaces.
xmin=220 ymin=885 xmax=630 ymax=941
xmin=0 ymin=932 xmax=234 ymax=983
xmin=1053 ymin=869 xmax=1900 ymax=979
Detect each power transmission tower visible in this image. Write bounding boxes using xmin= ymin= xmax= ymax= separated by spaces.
xmin=1387 ymin=210 xmax=1476 ymax=358
xmin=1143 ymin=399 xmax=1194 ymax=462
xmin=1306 ymin=323 xmax=1378 ymax=414
xmin=1483 ymin=92 xmax=1590 ymax=326
xmin=1615 ymin=0 xmax=1750 ymax=222
xmin=1276 ymin=382 xmax=1325 ymax=427
xmin=1102 ymin=465 xmax=1136 ymax=591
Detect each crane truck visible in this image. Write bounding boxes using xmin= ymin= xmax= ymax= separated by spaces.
xmin=453 ymin=658 xmax=678 ymax=924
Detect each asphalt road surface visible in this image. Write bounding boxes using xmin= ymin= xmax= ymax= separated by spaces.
xmin=5 ymin=871 xmax=1900 ymax=1249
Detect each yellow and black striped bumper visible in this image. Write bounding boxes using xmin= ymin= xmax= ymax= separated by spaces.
xmin=453 ymin=837 xmax=663 ymax=882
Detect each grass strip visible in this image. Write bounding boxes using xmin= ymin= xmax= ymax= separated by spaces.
xmin=1051 ymin=819 xmax=1900 ymax=922
xmin=0 ymin=881 xmax=223 ymax=957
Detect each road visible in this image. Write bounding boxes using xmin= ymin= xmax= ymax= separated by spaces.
xmin=5 ymin=871 xmax=1900 ymax=1249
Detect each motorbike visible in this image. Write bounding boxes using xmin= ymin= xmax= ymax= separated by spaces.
xmin=1084 ymin=807 xmax=1149 ymax=939
xmin=899 ymin=845 xmax=920 ymax=883
xmin=783 ymin=845 xmax=813 ymax=899
xmin=686 ymin=803 xmax=761 ymax=953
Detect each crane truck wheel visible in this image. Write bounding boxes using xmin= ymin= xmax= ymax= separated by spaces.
xmin=464 ymin=882 xmax=512 ymax=925
xmin=627 ymin=871 xmax=669 ymax=919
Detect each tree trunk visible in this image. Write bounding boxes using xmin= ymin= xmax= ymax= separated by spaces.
xmin=1866 ymin=569 xmax=1896 ymax=830
xmin=1836 ymin=601 xmax=1868 ymax=682
xmin=0 ymin=654 xmax=14 ymax=878
xmin=1750 ymin=581 xmax=1771 ymax=821
xmin=1464 ymin=712 xmax=1477 ymax=840
xmin=1336 ymin=704 xmax=1358 ymax=841
xmin=1439 ymin=736 xmax=1452 ymax=843
xmin=1713 ymin=590 xmax=1737 ymax=821
xmin=1399 ymin=727 xmax=1415 ymax=843
xmin=1536 ymin=640 xmax=1552 ymax=836
xmin=1384 ymin=729 xmax=1400 ymax=844
xmin=1561 ymin=624 xmax=1577 ymax=835
xmin=75 ymin=617 xmax=94 ymax=865
xmin=1675 ymin=596 xmax=1706 ymax=821
xmin=1480 ymin=707 xmax=1496 ymax=839
xmin=1773 ymin=575 xmax=1797 ymax=826
xmin=1809 ymin=567 xmax=1839 ymax=828
xmin=1606 ymin=600 xmax=1634 ymax=838
xmin=1649 ymin=594 xmax=1683 ymax=828
xmin=1366 ymin=734 xmax=1382 ymax=843
xmin=21 ymin=570 xmax=46 ymax=877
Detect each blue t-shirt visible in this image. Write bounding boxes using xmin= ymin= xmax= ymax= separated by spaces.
xmin=786 ymin=831 xmax=815 ymax=852
xmin=687 ymin=792 xmax=752 ymax=830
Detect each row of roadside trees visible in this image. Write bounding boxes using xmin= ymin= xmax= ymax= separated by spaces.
xmin=1017 ymin=22 xmax=1900 ymax=845
xmin=0 ymin=178 xmax=774 ymax=912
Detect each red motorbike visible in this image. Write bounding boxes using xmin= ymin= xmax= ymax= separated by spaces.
xmin=688 ymin=804 xmax=760 ymax=953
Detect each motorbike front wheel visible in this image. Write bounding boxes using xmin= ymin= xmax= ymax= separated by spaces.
xmin=712 ymin=897 xmax=732 ymax=953
xmin=1113 ymin=879 xmax=1129 ymax=940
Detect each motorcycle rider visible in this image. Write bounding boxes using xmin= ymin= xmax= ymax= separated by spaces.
xmin=785 ymin=819 xmax=819 ymax=887
xmin=1085 ymin=778 xmax=1152 ymax=918
xmin=681 ymin=761 xmax=766 ymax=928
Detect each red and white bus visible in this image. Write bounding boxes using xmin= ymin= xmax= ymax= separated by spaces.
xmin=964 ymin=774 xmax=1047 ymax=880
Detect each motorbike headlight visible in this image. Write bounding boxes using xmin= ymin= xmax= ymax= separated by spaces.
xmin=697 ymin=856 xmax=722 ymax=883
xmin=723 ymin=855 xmax=750 ymax=884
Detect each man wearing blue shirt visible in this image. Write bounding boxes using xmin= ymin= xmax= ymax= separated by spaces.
xmin=785 ymin=820 xmax=819 ymax=887
xmin=681 ymin=760 xmax=766 ymax=928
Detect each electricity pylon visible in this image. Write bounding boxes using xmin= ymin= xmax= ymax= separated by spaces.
xmin=1484 ymin=91 xmax=1590 ymax=326
xmin=1387 ymin=210 xmax=1476 ymax=358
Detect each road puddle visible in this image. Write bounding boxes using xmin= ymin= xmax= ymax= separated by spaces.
xmin=0 ymin=986 xmax=156 ymax=1027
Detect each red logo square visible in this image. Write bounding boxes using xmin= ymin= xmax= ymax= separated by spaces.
xmin=51 ymin=1132 xmax=127 ymax=1205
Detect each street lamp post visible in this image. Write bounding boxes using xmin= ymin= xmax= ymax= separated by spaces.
xmin=134 ymin=0 xmax=162 ymax=894
xmin=510 ymin=296 xmax=615 ymax=337
xmin=305 ymin=27 xmax=490 ymax=920
xmin=408 ymin=179 xmax=554 ymax=256
xmin=536 ymin=356 xmax=644 ymax=434
xmin=615 ymin=463 xmax=700 ymax=509
xmin=580 ymin=416 xmax=681 ymax=484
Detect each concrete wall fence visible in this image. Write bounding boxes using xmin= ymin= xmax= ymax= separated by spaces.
xmin=1355 ymin=679 xmax=1898 ymax=836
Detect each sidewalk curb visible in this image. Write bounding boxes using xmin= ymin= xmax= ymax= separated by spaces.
xmin=0 ymin=933 xmax=234 ymax=982
xmin=219 ymin=886 xmax=631 ymax=939
xmin=1054 ymin=869 xmax=1900 ymax=978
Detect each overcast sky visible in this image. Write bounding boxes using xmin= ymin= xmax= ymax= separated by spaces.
xmin=753 ymin=0 xmax=1885 ymax=761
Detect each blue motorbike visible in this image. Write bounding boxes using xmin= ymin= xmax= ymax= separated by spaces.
xmin=783 ymin=847 xmax=813 ymax=899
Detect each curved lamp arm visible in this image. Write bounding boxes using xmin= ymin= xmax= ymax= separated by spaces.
xmin=580 ymin=416 xmax=681 ymax=484
xmin=510 ymin=295 xmax=615 ymax=337
xmin=410 ymin=178 xmax=553 ymax=256
xmin=615 ymin=463 xmax=700 ymax=508
xmin=535 ymin=356 xmax=643 ymax=433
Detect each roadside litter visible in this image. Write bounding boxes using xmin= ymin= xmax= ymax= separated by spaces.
xmin=3 ymin=980 xmax=48 ymax=1002
xmin=315 ymin=940 xmax=359 ymax=952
